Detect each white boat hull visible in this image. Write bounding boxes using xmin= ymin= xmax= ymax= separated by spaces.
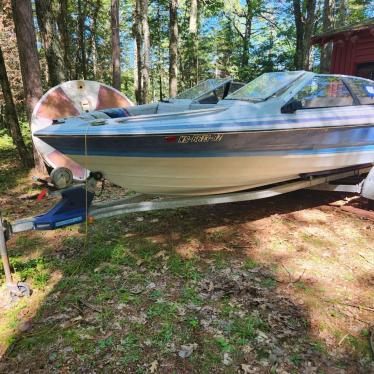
xmin=68 ymin=150 xmax=374 ymax=195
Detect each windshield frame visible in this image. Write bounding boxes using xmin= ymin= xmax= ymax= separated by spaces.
xmin=173 ymin=78 xmax=232 ymax=100
xmin=225 ymin=71 xmax=306 ymax=102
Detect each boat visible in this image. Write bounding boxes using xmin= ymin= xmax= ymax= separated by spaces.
xmin=31 ymin=78 xmax=243 ymax=180
xmin=34 ymin=71 xmax=374 ymax=196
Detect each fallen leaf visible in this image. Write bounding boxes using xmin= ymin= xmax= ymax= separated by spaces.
xmin=154 ymin=250 xmax=166 ymax=258
xmin=241 ymin=364 xmax=251 ymax=373
xmin=178 ymin=343 xmax=198 ymax=358
xmin=149 ymin=360 xmax=158 ymax=373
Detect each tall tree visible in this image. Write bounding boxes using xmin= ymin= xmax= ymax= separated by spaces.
xmin=293 ymin=0 xmax=317 ymax=70
xmin=225 ymin=0 xmax=255 ymax=80
xmin=169 ymin=0 xmax=178 ymax=97
xmin=133 ymin=0 xmax=142 ymax=103
xmin=0 ymin=45 xmax=33 ymax=167
xmin=11 ymin=0 xmax=43 ymax=118
xmin=10 ymin=0 xmax=46 ymax=172
xmin=140 ymin=0 xmax=150 ymax=103
xmin=188 ymin=0 xmax=199 ymax=84
xmin=111 ymin=0 xmax=121 ymax=90
xmin=56 ymin=0 xmax=71 ymax=79
xmin=77 ymin=0 xmax=87 ymax=79
xmin=90 ymin=0 xmax=101 ymax=79
xmin=320 ymin=0 xmax=335 ymax=73
xmin=35 ymin=0 xmax=66 ymax=87
xmin=241 ymin=0 xmax=253 ymax=69
xmin=134 ymin=0 xmax=150 ymax=104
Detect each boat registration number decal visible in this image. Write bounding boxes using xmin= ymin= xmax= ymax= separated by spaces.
xmin=178 ymin=134 xmax=223 ymax=143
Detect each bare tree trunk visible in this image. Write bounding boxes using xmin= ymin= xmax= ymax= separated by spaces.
xmin=111 ymin=0 xmax=121 ymax=90
xmin=77 ymin=0 xmax=87 ymax=79
xmin=159 ymin=75 xmax=163 ymax=100
xmin=90 ymin=18 xmax=98 ymax=79
xmin=90 ymin=0 xmax=100 ymax=80
xmin=320 ymin=0 xmax=334 ymax=73
xmin=0 ymin=45 xmax=33 ymax=168
xmin=189 ymin=0 xmax=198 ymax=34
xmin=140 ymin=0 xmax=150 ymax=104
xmin=133 ymin=2 xmax=142 ymax=104
xmin=57 ymin=0 xmax=70 ymax=79
xmin=35 ymin=0 xmax=65 ymax=87
xmin=189 ymin=0 xmax=199 ymax=84
xmin=11 ymin=0 xmax=47 ymax=173
xmin=241 ymin=0 xmax=253 ymax=68
xmin=293 ymin=0 xmax=317 ymax=70
xmin=169 ymin=0 xmax=178 ymax=97
xmin=133 ymin=38 xmax=140 ymax=104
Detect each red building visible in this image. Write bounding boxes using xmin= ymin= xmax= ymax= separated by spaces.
xmin=312 ymin=19 xmax=374 ymax=79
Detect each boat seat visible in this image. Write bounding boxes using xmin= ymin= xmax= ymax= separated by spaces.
xmin=98 ymin=108 xmax=131 ymax=118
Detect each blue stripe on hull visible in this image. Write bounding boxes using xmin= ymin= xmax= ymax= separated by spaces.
xmin=58 ymin=145 xmax=374 ymax=157
xmin=37 ymin=124 xmax=374 ymax=158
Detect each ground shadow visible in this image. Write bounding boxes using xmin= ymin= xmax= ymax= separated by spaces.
xmin=0 ymin=189 xmax=373 ymax=373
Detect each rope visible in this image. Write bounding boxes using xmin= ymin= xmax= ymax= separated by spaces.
xmin=84 ymin=121 xmax=90 ymax=252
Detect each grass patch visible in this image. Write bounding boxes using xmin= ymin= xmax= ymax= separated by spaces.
xmin=180 ymin=286 xmax=203 ymax=305
xmin=146 ymin=301 xmax=178 ymax=320
xmin=260 ymin=277 xmax=277 ymax=288
xmin=226 ymin=313 xmax=268 ymax=345
xmin=167 ymin=254 xmax=200 ymax=280
xmin=0 ymin=130 xmax=30 ymax=194
xmin=243 ymin=258 xmax=259 ymax=270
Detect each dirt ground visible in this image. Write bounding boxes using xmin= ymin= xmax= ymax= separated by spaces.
xmin=0 ymin=139 xmax=373 ymax=373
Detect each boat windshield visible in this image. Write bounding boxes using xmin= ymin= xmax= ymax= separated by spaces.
xmin=174 ymin=78 xmax=231 ymax=100
xmin=225 ymin=71 xmax=305 ymax=102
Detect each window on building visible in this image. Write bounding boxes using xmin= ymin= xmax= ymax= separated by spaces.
xmin=345 ymin=77 xmax=374 ymax=105
xmin=294 ymin=76 xmax=354 ymax=108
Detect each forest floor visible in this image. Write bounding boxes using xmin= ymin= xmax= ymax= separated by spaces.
xmin=0 ymin=134 xmax=373 ymax=373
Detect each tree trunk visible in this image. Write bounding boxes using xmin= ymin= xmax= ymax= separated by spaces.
xmin=159 ymin=75 xmax=163 ymax=101
xmin=0 ymin=45 xmax=33 ymax=168
xmin=57 ymin=0 xmax=70 ymax=79
xmin=189 ymin=0 xmax=198 ymax=34
xmin=111 ymin=0 xmax=121 ymax=90
xmin=293 ymin=0 xmax=317 ymax=70
xmin=139 ymin=0 xmax=150 ymax=104
xmin=133 ymin=3 xmax=142 ymax=103
xmin=189 ymin=0 xmax=199 ymax=84
xmin=11 ymin=0 xmax=47 ymax=173
xmin=35 ymin=0 xmax=65 ymax=87
xmin=241 ymin=0 xmax=253 ymax=69
xmin=77 ymin=0 xmax=87 ymax=79
xmin=11 ymin=0 xmax=43 ymax=119
xmin=90 ymin=17 xmax=98 ymax=79
xmin=89 ymin=0 xmax=101 ymax=80
xmin=133 ymin=38 xmax=140 ymax=104
xmin=169 ymin=0 xmax=178 ymax=97
xmin=320 ymin=0 xmax=334 ymax=73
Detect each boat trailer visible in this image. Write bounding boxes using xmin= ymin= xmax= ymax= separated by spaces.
xmin=1 ymin=164 xmax=374 ymax=300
